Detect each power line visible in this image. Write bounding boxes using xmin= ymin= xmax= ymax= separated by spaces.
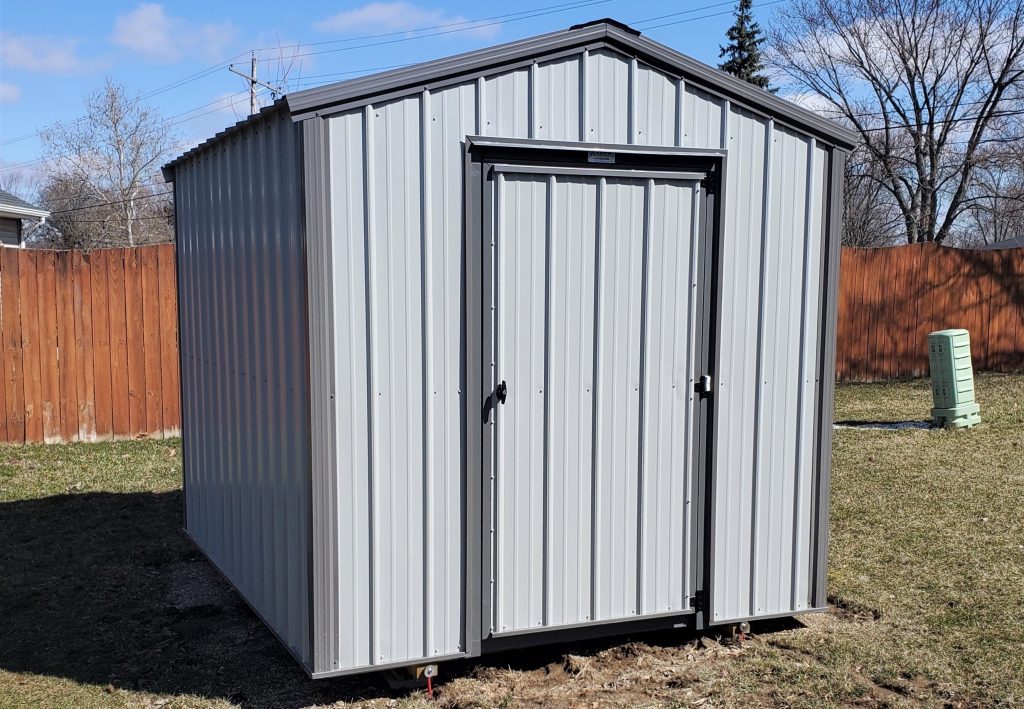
xmin=0 ymin=90 xmax=258 ymax=174
xmin=634 ymin=0 xmax=791 ymax=31
xmin=253 ymin=0 xmax=612 ymax=64
xmin=628 ymin=0 xmax=752 ymax=26
xmin=60 ymin=214 xmax=173 ymax=224
xmin=251 ymin=0 xmax=608 ymax=54
xmin=0 ymin=53 xmax=250 ymax=150
xmin=2 ymin=0 xmax=610 ymax=158
xmin=47 ymin=189 xmax=174 ymax=217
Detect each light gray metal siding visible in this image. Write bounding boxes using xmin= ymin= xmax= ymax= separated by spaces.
xmin=489 ymin=171 xmax=702 ymax=634
xmin=174 ymin=108 xmax=311 ymax=667
xmin=711 ymin=118 xmax=831 ymax=622
xmin=315 ymin=44 xmax=835 ymax=668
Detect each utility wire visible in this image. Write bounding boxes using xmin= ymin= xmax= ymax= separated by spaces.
xmin=252 ymin=0 xmax=612 ymax=64
xmin=251 ymin=0 xmax=608 ymax=53
xmin=1 ymin=90 xmax=259 ymax=174
xmin=47 ymin=189 xmax=174 ymax=217
xmin=0 ymin=54 xmax=250 ymax=149
xmin=2 ymin=0 xmax=609 ymax=159
xmin=634 ymin=0 xmax=790 ymax=30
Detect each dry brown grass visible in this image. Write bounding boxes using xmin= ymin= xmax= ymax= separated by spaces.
xmin=0 ymin=374 xmax=1021 ymax=707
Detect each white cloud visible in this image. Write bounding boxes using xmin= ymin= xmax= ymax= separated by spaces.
xmin=0 ymin=82 xmax=21 ymax=104
xmin=111 ymin=4 xmax=237 ymax=63
xmin=782 ymin=91 xmax=841 ymax=115
xmin=314 ymin=2 xmax=500 ymax=39
xmin=0 ymin=32 xmax=102 ymax=74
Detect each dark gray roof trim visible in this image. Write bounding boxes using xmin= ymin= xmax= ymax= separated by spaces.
xmin=286 ymin=21 xmax=859 ymax=150
xmin=164 ymin=19 xmax=858 ymax=176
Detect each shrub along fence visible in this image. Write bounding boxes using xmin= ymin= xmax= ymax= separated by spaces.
xmin=0 ymin=243 xmax=179 ymax=444
xmin=837 ymin=243 xmax=1024 ymax=382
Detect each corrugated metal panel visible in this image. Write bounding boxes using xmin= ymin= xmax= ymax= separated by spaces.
xmin=585 ymin=49 xmax=629 ymax=143
xmin=328 ymin=109 xmax=373 ymax=671
xmin=711 ymin=107 xmax=767 ymax=622
xmin=710 ymin=112 xmax=831 ymax=622
xmin=682 ymin=85 xmax=724 ymax=149
xmin=535 ymin=56 xmax=582 ymax=141
xmin=318 ymin=45 xmax=835 ymax=667
xmin=175 ymin=108 xmax=311 ymax=666
xmin=545 ymin=176 xmax=598 ymax=627
xmin=426 ymin=81 xmax=476 ymax=658
xmin=367 ymin=95 xmax=428 ymax=665
xmin=640 ymin=178 xmax=701 ymax=615
xmin=753 ymin=126 xmax=810 ymax=617
xmin=634 ymin=65 xmax=677 ymax=146
xmin=490 ymin=172 xmax=702 ymax=635
xmin=482 ymin=69 xmax=530 ymax=138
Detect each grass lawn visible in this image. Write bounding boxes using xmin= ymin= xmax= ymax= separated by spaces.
xmin=0 ymin=374 xmax=1021 ymax=708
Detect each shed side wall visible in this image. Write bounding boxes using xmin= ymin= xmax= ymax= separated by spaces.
xmin=317 ymin=45 xmax=834 ymax=668
xmin=174 ymin=108 xmax=312 ymax=667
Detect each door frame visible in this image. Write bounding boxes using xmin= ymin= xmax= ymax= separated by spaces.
xmin=461 ymin=137 xmax=726 ymax=656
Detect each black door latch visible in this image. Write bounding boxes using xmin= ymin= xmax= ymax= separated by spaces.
xmin=483 ymin=381 xmax=509 ymax=424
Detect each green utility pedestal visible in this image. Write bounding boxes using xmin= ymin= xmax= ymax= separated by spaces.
xmin=928 ymin=329 xmax=981 ymax=429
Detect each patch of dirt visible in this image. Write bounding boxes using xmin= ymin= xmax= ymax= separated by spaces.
xmin=437 ymin=632 xmax=751 ymax=708
xmin=164 ymin=561 xmax=232 ymax=611
xmin=829 ymin=594 xmax=883 ymax=622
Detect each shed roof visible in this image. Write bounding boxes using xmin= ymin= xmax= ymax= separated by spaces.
xmin=0 ymin=188 xmax=49 ymax=220
xmin=164 ymin=18 xmax=858 ymax=175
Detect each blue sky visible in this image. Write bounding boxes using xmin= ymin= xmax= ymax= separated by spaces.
xmin=0 ymin=0 xmax=781 ymax=179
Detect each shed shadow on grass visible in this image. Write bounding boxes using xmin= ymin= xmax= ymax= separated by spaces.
xmin=0 ymin=489 xmax=803 ymax=708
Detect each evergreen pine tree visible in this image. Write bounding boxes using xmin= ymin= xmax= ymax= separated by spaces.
xmin=719 ymin=0 xmax=775 ymax=92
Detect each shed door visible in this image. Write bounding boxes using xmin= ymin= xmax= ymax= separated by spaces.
xmin=486 ymin=164 xmax=710 ymax=636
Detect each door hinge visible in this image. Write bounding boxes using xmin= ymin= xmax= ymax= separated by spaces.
xmin=689 ymin=590 xmax=704 ymax=609
xmin=694 ymin=374 xmax=713 ymax=397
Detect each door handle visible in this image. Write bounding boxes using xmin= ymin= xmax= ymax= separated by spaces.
xmin=483 ymin=381 xmax=508 ymax=424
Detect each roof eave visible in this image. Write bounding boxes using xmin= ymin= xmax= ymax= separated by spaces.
xmin=0 ymin=207 xmax=49 ymax=221
xmin=162 ymin=98 xmax=290 ymax=178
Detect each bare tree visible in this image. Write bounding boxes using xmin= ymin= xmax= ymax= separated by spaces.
xmin=39 ymin=79 xmax=177 ymax=248
xmin=0 ymin=168 xmax=41 ymax=203
xmin=843 ymin=149 xmax=904 ymax=246
xmin=769 ymin=0 xmax=1024 ymax=244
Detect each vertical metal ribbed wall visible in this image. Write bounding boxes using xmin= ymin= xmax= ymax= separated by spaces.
xmin=174 ymin=108 xmax=311 ymax=667
xmin=313 ymin=44 xmax=835 ymax=669
xmin=490 ymin=172 xmax=702 ymax=634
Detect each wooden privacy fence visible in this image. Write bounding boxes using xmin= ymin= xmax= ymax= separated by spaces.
xmin=0 ymin=243 xmax=180 ymax=444
xmin=837 ymin=243 xmax=1024 ymax=382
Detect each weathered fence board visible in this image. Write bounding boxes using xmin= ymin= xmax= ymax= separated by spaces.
xmin=837 ymin=243 xmax=1024 ymax=382
xmin=0 ymin=243 xmax=180 ymax=444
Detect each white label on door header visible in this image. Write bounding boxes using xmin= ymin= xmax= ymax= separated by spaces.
xmin=587 ymin=151 xmax=616 ymax=164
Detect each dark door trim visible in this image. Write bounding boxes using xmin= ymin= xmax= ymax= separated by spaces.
xmin=462 ymin=138 xmax=725 ymax=653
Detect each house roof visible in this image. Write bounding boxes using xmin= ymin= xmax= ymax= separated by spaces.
xmin=0 ymin=188 xmax=49 ymax=221
xmin=164 ymin=19 xmax=858 ymax=176
xmin=972 ymin=234 xmax=1024 ymax=250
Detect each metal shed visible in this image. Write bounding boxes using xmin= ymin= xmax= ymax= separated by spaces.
xmin=162 ymin=18 xmax=857 ymax=678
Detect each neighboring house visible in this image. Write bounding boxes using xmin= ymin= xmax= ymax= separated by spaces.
xmin=0 ymin=189 xmax=50 ymax=247
xmin=974 ymin=235 xmax=1024 ymax=250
